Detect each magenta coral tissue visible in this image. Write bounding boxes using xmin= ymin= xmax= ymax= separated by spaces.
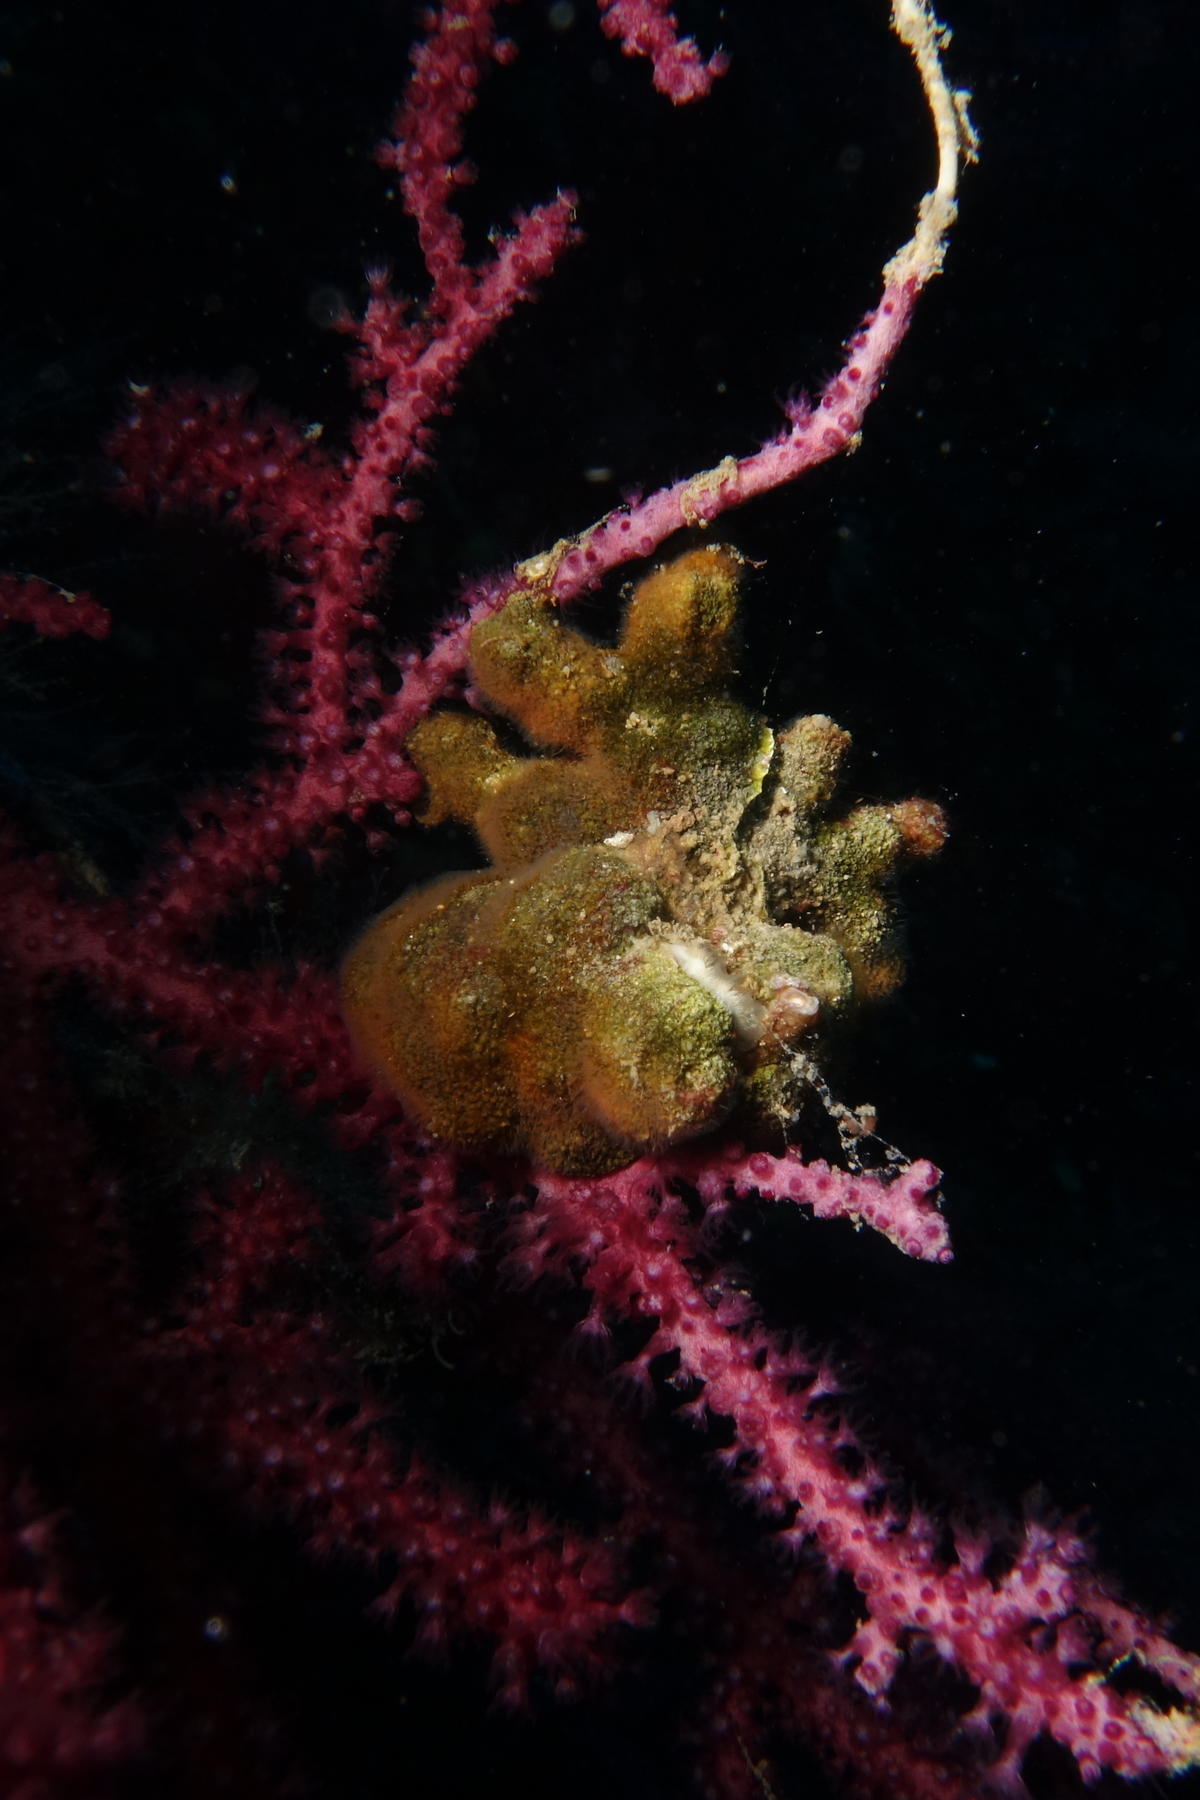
xmin=1 ymin=2 xmax=1197 ymax=1798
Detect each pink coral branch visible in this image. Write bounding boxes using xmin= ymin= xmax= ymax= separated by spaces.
xmin=0 ymin=574 xmax=110 ymax=641
xmin=514 ymin=1156 xmax=1198 ymax=1784
xmin=547 ymin=283 xmax=928 ymax=599
xmin=0 ymin=1475 xmax=144 ymax=1791
xmin=597 ymin=0 xmax=729 ymax=101
xmin=140 ymin=1164 xmax=652 ymax=1709
xmin=3 ymin=3 xmax=1197 ymax=1795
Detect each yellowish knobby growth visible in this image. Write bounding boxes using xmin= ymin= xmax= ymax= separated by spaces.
xmin=342 ymin=547 xmax=946 ymax=1173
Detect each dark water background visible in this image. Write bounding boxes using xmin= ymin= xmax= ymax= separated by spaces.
xmin=0 ymin=1 xmax=1195 ymax=1794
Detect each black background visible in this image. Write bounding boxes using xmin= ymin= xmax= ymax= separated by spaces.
xmin=0 ymin=1 xmax=1196 ymax=1794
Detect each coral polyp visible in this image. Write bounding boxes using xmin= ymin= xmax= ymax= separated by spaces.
xmin=341 ymin=546 xmax=946 ymax=1173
